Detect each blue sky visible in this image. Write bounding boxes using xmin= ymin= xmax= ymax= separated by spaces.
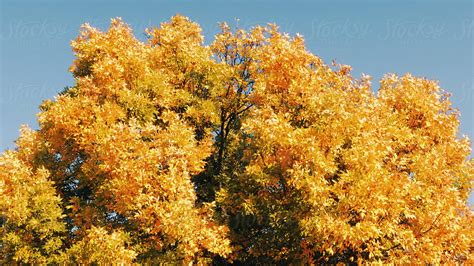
xmin=1 ymin=0 xmax=472 ymax=151
xmin=0 ymin=1 xmax=472 ymax=160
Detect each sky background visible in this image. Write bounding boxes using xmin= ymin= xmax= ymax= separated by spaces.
xmin=1 ymin=0 xmax=473 ymax=202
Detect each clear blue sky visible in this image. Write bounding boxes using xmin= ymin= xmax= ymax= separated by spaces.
xmin=1 ymin=0 xmax=472 ymax=179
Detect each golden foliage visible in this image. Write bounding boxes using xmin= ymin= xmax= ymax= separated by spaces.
xmin=1 ymin=15 xmax=472 ymax=264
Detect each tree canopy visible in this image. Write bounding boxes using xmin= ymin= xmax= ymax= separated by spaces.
xmin=1 ymin=15 xmax=472 ymax=264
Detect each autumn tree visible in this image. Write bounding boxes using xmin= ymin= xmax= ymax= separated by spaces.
xmin=1 ymin=15 xmax=472 ymax=264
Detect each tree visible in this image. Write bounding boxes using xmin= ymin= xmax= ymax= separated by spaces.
xmin=1 ymin=15 xmax=472 ymax=264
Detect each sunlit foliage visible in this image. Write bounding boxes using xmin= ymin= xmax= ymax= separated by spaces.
xmin=1 ymin=15 xmax=472 ymax=264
